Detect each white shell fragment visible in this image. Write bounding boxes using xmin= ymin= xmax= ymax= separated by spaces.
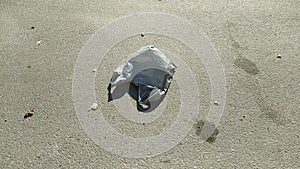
xmin=37 ymin=40 xmax=42 ymax=45
xmin=108 ymin=45 xmax=176 ymax=107
xmin=89 ymin=103 xmax=98 ymax=111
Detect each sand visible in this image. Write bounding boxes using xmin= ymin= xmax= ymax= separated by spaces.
xmin=0 ymin=0 xmax=299 ymax=168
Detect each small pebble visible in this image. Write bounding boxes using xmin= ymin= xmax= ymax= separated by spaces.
xmin=140 ymin=33 xmax=145 ymax=37
xmin=277 ymin=54 xmax=281 ymax=58
xmin=89 ymin=103 xmax=98 ymax=111
xmin=31 ymin=26 xmax=35 ymax=29
xmin=37 ymin=40 xmax=42 ymax=45
xmin=92 ymin=69 xmax=97 ymax=72
xmin=214 ymin=101 xmax=219 ymax=105
xmin=24 ymin=109 xmax=34 ymax=118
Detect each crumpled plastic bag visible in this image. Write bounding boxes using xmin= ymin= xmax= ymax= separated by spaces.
xmin=107 ymin=45 xmax=176 ymax=108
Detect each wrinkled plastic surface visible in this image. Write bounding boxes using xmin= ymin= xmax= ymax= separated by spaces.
xmin=108 ymin=45 xmax=176 ymax=106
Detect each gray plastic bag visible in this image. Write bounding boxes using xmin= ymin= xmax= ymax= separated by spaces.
xmin=107 ymin=45 xmax=176 ymax=109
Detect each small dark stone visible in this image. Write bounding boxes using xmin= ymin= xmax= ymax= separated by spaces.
xmin=242 ymin=115 xmax=245 ymax=118
xmin=4 ymin=119 xmax=7 ymax=122
xmin=240 ymin=119 xmax=243 ymax=121
xmin=277 ymin=56 xmax=282 ymax=59
xmin=142 ymin=123 xmax=145 ymax=125
xmin=140 ymin=33 xmax=145 ymax=37
xmin=31 ymin=26 xmax=35 ymax=29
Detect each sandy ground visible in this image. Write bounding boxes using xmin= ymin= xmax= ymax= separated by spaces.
xmin=0 ymin=0 xmax=299 ymax=168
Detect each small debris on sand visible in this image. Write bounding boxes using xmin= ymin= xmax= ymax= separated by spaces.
xmin=214 ymin=101 xmax=219 ymax=105
xmin=24 ymin=109 xmax=34 ymax=118
xmin=92 ymin=69 xmax=97 ymax=72
xmin=277 ymin=54 xmax=282 ymax=58
xmin=89 ymin=103 xmax=98 ymax=111
xmin=37 ymin=40 xmax=42 ymax=45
